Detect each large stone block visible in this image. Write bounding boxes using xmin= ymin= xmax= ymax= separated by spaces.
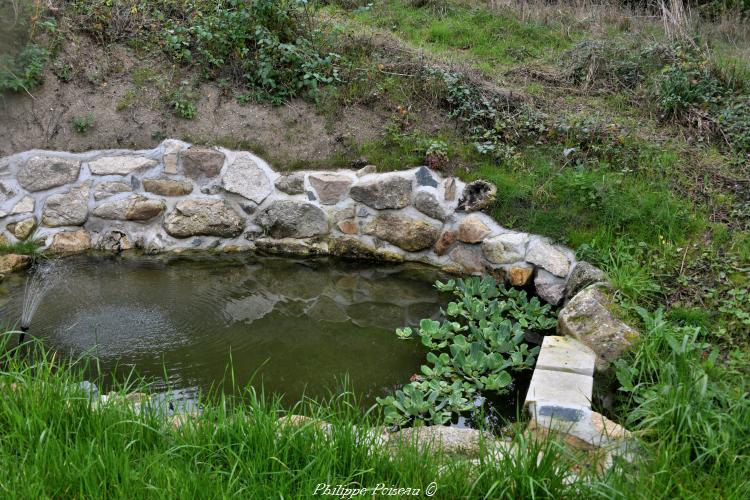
xmin=42 ymin=184 xmax=90 ymax=227
xmin=88 ymin=156 xmax=157 ymax=175
xmin=222 ymin=155 xmax=272 ymax=203
xmin=17 ymin=156 xmax=80 ymax=191
xmin=558 ymin=285 xmax=639 ymax=372
xmin=255 ymin=200 xmax=328 ymax=239
xmin=164 ymin=199 xmax=245 ymax=238
xmin=363 ymin=213 xmax=440 ymax=252
xmin=93 ymin=195 xmax=165 ymax=221
xmin=349 ymin=175 xmax=412 ymax=210
xmin=525 ymin=368 xmax=593 ymax=409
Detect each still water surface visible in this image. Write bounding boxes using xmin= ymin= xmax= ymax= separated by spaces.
xmin=0 ymin=255 xmax=444 ymax=406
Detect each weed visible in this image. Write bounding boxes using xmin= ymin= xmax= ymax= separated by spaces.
xmin=168 ymin=86 xmax=197 ymax=120
xmin=0 ymin=44 xmax=48 ymax=94
xmin=71 ymin=114 xmax=95 ymax=134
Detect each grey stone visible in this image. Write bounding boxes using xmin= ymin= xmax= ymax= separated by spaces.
xmin=0 ymin=181 xmax=15 ymax=204
xmin=10 ymin=196 xmax=35 ymax=215
xmin=274 ymin=173 xmax=305 ymax=194
xmin=95 ymin=230 xmax=133 ymax=252
xmin=143 ymin=177 xmax=193 ymax=197
xmin=558 ymin=286 xmax=640 ymax=372
xmin=222 ymin=155 xmax=272 ymax=203
xmin=179 ymin=148 xmax=226 ymax=178
xmin=534 ymin=269 xmax=566 ymax=305
xmin=415 ymin=166 xmax=438 ymax=187
xmin=17 ymin=156 xmax=80 ymax=191
xmin=255 ymin=200 xmax=328 ymax=239
xmin=482 ymin=232 xmax=528 ymax=264
xmin=457 ymin=180 xmax=496 ymax=212
xmin=364 ymin=213 xmax=440 ymax=252
xmin=528 ymin=401 xmax=631 ymax=451
xmin=565 ymin=261 xmax=607 ymax=301
xmin=448 ymin=244 xmax=486 ymax=274
xmin=389 ymin=426 xmax=494 ymax=457
xmin=444 ymin=178 xmax=457 ymax=201
xmin=130 ymin=176 xmax=140 ymax=190
xmin=356 ymin=165 xmax=376 ymax=177
xmin=94 ymin=181 xmax=132 ymax=201
xmin=93 ymin=195 xmax=166 ymax=221
xmin=413 ymin=191 xmax=447 ymax=221
xmin=526 ymin=239 xmax=571 ymax=277
xmin=164 ymin=199 xmax=245 ymax=238
xmin=309 ymin=173 xmax=352 ymax=205
xmin=306 ymin=191 xmax=316 ymax=201
xmin=350 ymin=176 xmax=412 ymax=209
xmin=89 ymin=156 xmax=157 ymax=175
xmin=42 ymin=184 xmax=90 ymax=227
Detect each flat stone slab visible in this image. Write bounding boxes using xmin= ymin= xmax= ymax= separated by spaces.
xmin=525 ymin=368 xmax=593 ymax=409
xmin=89 ymin=156 xmax=157 ymax=175
xmin=535 ymin=335 xmax=596 ymax=377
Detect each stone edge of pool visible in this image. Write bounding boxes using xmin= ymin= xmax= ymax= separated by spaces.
xmin=0 ymin=139 xmax=636 ymax=469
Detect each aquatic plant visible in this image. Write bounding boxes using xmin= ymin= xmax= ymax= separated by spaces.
xmin=378 ymin=277 xmax=557 ymax=427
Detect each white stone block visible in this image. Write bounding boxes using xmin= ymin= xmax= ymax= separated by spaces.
xmin=524 ymin=368 xmax=593 ymax=409
xmin=535 ymin=335 xmax=596 ymax=376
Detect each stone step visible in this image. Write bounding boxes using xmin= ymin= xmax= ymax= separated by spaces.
xmin=524 ymin=368 xmax=593 ymax=409
xmin=535 ymin=335 xmax=596 ymax=376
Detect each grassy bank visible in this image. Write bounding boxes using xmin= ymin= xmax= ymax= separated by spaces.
xmin=2 ymin=313 xmax=749 ymax=498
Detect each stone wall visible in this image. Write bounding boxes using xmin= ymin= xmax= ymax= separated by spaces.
xmin=0 ymin=139 xmax=584 ymax=305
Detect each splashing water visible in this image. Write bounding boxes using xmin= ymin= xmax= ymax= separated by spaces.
xmin=21 ymin=259 xmax=70 ymax=330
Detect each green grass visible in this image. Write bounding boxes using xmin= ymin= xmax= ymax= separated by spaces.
xmin=0 ymin=336 xmax=590 ymax=499
xmin=347 ymin=0 xmax=574 ymax=72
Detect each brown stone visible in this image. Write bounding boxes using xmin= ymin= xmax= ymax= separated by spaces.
xmin=143 ymin=177 xmax=193 ymax=196
xmin=435 ymin=230 xmax=457 ymax=256
xmin=509 ymin=265 xmax=534 ymax=286
xmin=448 ymin=245 xmax=485 ymax=274
xmin=179 ymin=148 xmax=225 ymax=178
xmin=336 ymin=219 xmax=358 ymax=234
xmin=457 ymin=214 xmax=492 ymax=243
xmin=0 ymin=254 xmax=31 ymax=273
xmin=49 ymin=230 xmax=91 ymax=254
xmin=363 ymin=213 xmax=440 ymax=252
xmin=309 ymin=174 xmax=352 ymax=205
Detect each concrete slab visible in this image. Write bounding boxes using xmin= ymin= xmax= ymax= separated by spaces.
xmin=535 ymin=335 xmax=596 ymax=376
xmin=524 ymin=368 xmax=593 ymax=409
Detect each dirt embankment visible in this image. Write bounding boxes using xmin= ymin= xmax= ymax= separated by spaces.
xmin=0 ymin=38 xmax=388 ymax=167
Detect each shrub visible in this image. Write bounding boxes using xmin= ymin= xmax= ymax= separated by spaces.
xmin=0 ymin=44 xmax=48 ymax=94
xmin=72 ymin=0 xmax=340 ymax=104
xmin=717 ymin=96 xmax=750 ymax=154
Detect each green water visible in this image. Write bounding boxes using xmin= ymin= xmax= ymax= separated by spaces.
xmin=0 ymin=255 xmax=445 ymax=406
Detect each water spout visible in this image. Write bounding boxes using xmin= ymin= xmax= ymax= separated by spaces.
xmin=19 ymin=259 xmax=69 ymax=344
